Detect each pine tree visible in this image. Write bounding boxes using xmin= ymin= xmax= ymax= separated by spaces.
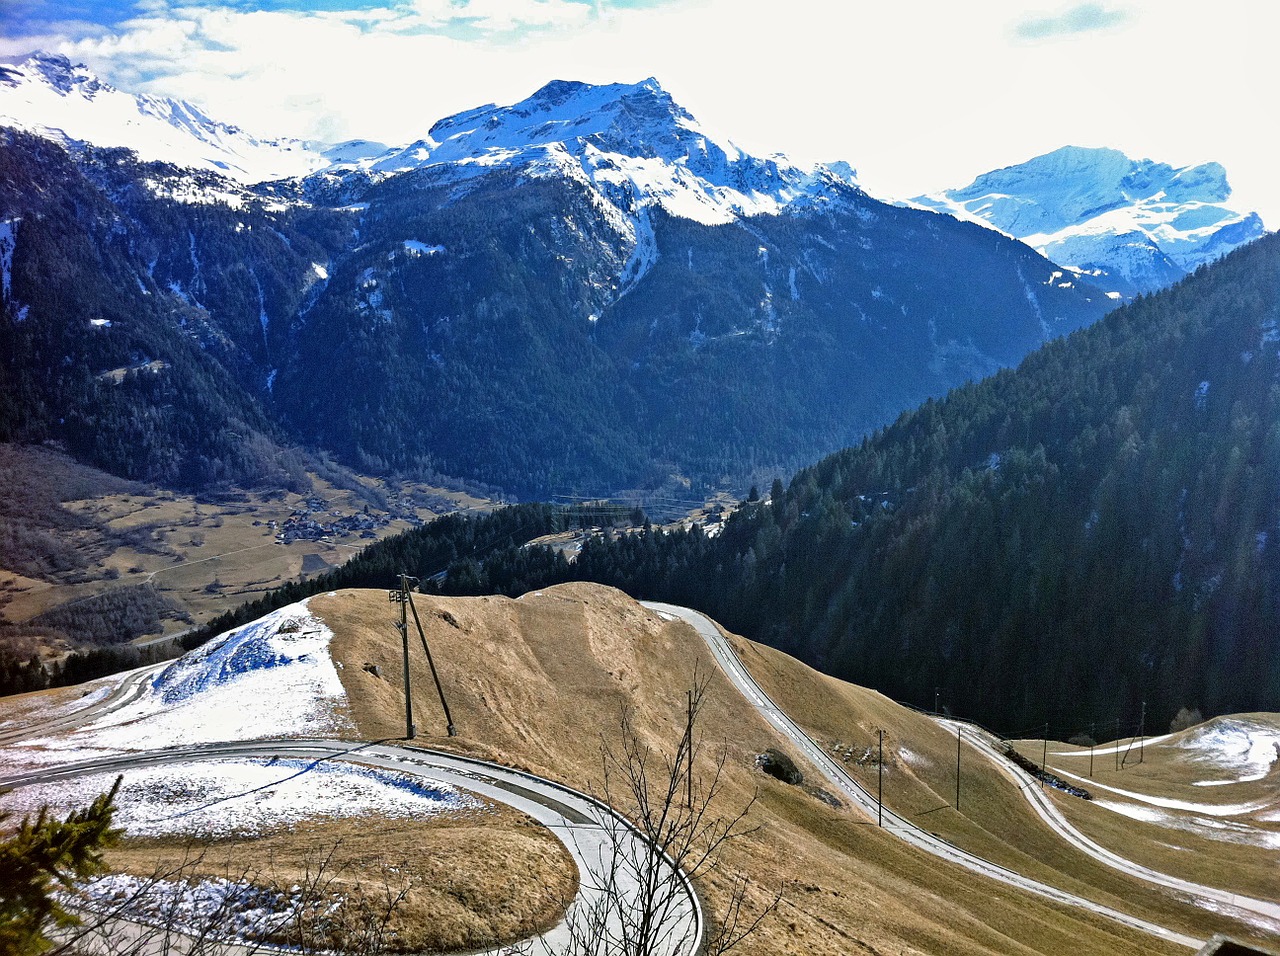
xmin=0 ymin=777 xmax=123 ymax=954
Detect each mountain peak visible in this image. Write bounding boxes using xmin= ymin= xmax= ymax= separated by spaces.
xmin=0 ymin=51 xmax=104 ymax=97
xmin=0 ymin=50 xmax=329 ymax=182
xmin=370 ymin=76 xmax=858 ymax=231
xmin=911 ymin=145 xmax=1264 ymax=296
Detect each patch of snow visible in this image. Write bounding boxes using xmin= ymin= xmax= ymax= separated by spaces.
xmin=402 ymin=240 xmax=444 ymax=257
xmin=898 ymin=746 xmax=927 ymax=768
xmin=1179 ymin=718 xmax=1280 ymax=784
xmin=1194 ymin=380 xmax=1210 ymax=409
xmin=1090 ymin=800 xmax=1280 ymax=850
xmin=1093 ymin=799 xmax=1169 ymax=824
xmin=1055 ymin=767 xmax=1271 ymax=816
xmin=0 ymin=217 xmax=18 ymax=307
xmin=1052 ymin=731 xmax=1177 ymax=757
xmin=0 ymin=680 xmax=114 ymax=733
xmin=0 ymin=757 xmax=482 ymax=839
xmin=310 ymin=262 xmax=328 ymax=281
xmin=72 ymin=873 xmax=300 ymax=943
xmin=16 ymin=601 xmax=351 ymax=763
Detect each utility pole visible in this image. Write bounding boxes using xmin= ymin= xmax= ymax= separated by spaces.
xmin=686 ymin=690 xmax=694 ymax=811
xmin=955 ymin=726 xmax=962 ymax=811
xmin=878 ymin=729 xmax=884 ymax=827
xmin=390 ymin=575 xmax=415 ymax=740
xmin=934 ymin=688 xmax=940 ymax=716
xmin=1041 ymin=723 xmax=1049 ymax=779
xmin=1139 ymin=701 xmax=1146 ymax=764
xmin=1115 ymin=717 xmax=1121 ymax=772
xmin=1089 ymin=721 xmax=1095 ymax=778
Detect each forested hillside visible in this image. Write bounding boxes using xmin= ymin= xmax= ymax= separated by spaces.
xmin=0 ymin=131 xmax=333 ymax=488
xmin=444 ymin=233 xmax=1280 ymax=734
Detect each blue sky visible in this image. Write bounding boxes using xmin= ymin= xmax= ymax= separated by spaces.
xmin=3 ymin=0 xmax=1278 ymax=223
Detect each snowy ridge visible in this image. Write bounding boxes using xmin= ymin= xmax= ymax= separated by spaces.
xmin=910 ymin=146 xmax=1266 ymax=296
xmin=15 ymin=601 xmax=352 ymax=766
xmin=0 ymin=52 xmax=329 ymax=182
xmin=359 ymin=78 xmax=860 ymax=230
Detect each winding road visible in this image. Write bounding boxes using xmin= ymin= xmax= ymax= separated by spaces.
xmin=8 ymin=599 xmax=1276 ymax=953
xmin=644 ymin=601 xmax=1216 ymax=951
xmin=0 ymin=661 xmax=166 ymax=747
xmin=947 ymin=719 xmax=1280 ymax=930
xmin=1 ymin=710 xmax=702 ymax=956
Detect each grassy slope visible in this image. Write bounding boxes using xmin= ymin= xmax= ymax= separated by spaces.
xmin=1022 ymin=719 xmax=1280 ymax=903
xmin=314 ymin=584 xmax=1208 ymax=956
xmin=735 ymin=634 xmax=1280 ymax=947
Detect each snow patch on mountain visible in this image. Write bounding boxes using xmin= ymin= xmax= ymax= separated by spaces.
xmin=359 ymin=78 xmax=860 ymax=231
xmin=0 ymin=52 xmax=329 ymax=182
xmin=910 ymin=146 xmax=1266 ymax=296
xmin=0 ymin=217 xmax=18 ymax=308
xmin=15 ymin=601 xmax=351 ymax=768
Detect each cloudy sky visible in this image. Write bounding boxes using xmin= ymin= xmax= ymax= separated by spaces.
xmin=4 ymin=0 xmax=1277 ymax=223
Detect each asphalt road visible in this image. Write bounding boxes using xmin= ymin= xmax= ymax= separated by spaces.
xmin=949 ymin=718 xmax=1280 ymax=931
xmin=644 ymin=601 xmax=1209 ymax=951
xmin=1 ymin=742 xmax=701 ymax=955
xmin=0 ymin=660 xmax=168 ymax=746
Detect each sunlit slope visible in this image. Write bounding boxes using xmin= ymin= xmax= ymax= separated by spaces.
xmin=315 ymin=584 xmax=1207 ymax=955
xmin=1021 ymin=716 xmax=1280 ymax=903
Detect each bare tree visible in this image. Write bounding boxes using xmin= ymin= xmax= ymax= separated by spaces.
xmin=531 ymin=673 xmax=779 ymax=956
xmin=47 ymin=840 xmax=409 ymax=956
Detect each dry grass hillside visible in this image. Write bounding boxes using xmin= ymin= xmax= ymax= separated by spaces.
xmin=1017 ymin=716 xmax=1280 ymax=903
xmin=312 ymin=584 xmax=1268 ymax=955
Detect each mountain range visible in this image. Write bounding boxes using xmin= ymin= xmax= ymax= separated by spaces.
xmin=911 ymin=146 xmax=1265 ymax=297
xmin=2 ymin=51 xmax=1278 ymax=757
xmin=1 ymin=55 xmax=1118 ymax=496
xmin=0 ymin=52 xmax=332 ymax=182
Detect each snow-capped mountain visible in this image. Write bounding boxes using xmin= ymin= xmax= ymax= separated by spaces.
xmin=0 ymin=52 xmax=330 ymax=182
xmin=911 ymin=146 xmax=1266 ymax=297
xmin=0 ymin=72 xmax=1108 ymax=498
xmin=348 ymin=77 xmax=859 ymax=228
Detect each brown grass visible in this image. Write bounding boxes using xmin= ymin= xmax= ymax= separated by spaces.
xmin=732 ymin=634 xmax=1280 ymax=949
xmin=1010 ymin=718 xmax=1280 ymax=903
xmin=14 ymin=580 xmax=1273 ymax=953
xmin=106 ymin=807 xmax=574 ymax=953
xmin=312 ymin=585 xmax=1206 ymax=955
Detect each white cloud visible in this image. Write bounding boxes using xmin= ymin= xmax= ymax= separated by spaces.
xmin=3 ymin=0 xmax=1277 ymax=226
